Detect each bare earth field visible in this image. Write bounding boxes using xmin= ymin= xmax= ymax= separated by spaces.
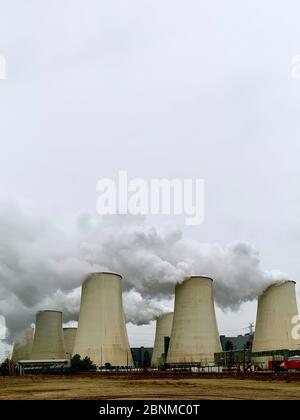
xmin=0 ymin=374 xmax=300 ymax=400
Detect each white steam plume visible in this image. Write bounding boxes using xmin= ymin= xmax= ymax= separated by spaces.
xmin=0 ymin=198 xmax=288 ymax=340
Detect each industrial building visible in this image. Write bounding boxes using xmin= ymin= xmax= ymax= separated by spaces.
xmin=6 ymin=271 xmax=300 ymax=374
xmin=252 ymin=281 xmax=300 ymax=352
xmin=167 ymin=276 xmax=222 ymax=365
xmin=17 ymin=359 xmax=70 ymax=375
xmin=131 ymin=347 xmax=153 ymax=368
xmin=214 ymin=348 xmax=252 ymax=370
xmin=220 ymin=333 xmax=253 ymax=352
xmin=251 ymin=281 xmax=300 ymax=368
xmin=73 ymin=272 xmax=133 ymax=367
xmin=151 ymin=312 xmax=173 ymax=367
xmin=215 ymin=281 xmax=300 ymax=370
xmin=31 ymin=311 xmax=66 ymax=360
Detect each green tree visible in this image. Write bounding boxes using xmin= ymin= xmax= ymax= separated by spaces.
xmin=71 ymin=354 xmax=96 ymax=372
xmin=0 ymin=359 xmax=10 ymax=376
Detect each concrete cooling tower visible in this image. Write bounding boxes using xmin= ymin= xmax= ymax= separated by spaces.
xmin=31 ymin=311 xmax=66 ymax=360
xmin=151 ymin=312 xmax=173 ymax=367
xmin=11 ymin=327 xmax=34 ymax=363
xmin=63 ymin=328 xmax=77 ymax=359
xmin=167 ymin=276 xmax=222 ymax=364
xmin=252 ymin=281 xmax=300 ymax=352
xmin=73 ymin=272 xmax=133 ymax=366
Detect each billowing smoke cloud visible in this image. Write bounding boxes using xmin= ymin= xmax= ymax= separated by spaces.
xmin=123 ymin=290 xmax=174 ymax=325
xmin=0 ymin=198 xmax=288 ymax=340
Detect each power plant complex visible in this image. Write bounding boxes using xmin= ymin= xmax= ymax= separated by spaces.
xmin=9 ymin=272 xmax=300 ymax=373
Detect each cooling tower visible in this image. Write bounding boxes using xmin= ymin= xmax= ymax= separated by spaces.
xmin=252 ymin=281 xmax=300 ymax=352
xmin=11 ymin=327 xmax=34 ymax=363
xmin=167 ymin=276 xmax=222 ymax=364
xmin=31 ymin=311 xmax=66 ymax=360
xmin=151 ymin=312 xmax=173 ymax=367
xmin=73 ymin=272 xmax=133 ymax=366
xmin=63 ymin=328 xmax=77 ymax=359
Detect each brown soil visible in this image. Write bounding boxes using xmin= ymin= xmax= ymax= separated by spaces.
xmin=0 ymin=373 xmax=300 ymax=400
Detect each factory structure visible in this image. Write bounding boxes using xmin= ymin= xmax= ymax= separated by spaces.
xmin=73 ymin=272 xmax=133 ymax=367
xmin=31 ymin=311 xmax=66 ymax=360
xmin=63 ymin=328 xmax=77 ymax=359
xmin=167 ymin=276 xmax=222 ymax=365
xmin=250 ymin=281 xmax=300 ymax=369
xmin=151 ymin=312 xmax=173 ymax=367
xmin=8 ymin=271 xmax=300 ymax=373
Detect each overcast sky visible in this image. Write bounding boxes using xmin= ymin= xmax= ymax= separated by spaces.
xmin=1 ymin=1 xmax=300 ymax=354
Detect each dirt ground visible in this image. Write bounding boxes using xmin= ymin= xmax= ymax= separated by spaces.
xmin=0 ymin=373 xmax=300 ymax=400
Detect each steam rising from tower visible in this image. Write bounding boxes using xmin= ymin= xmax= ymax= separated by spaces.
xmin=0 ymin=199 xmax=290 ymax=339
xmin=11 ymin=327 xmax=34 ymax=363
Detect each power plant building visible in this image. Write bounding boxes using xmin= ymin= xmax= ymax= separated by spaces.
xmin=11 ymin=271 xmax=300 ymax=373
xmin=31 ymin=311 xmax=66 ymax=360
xmin=252 ymin=281 xmax=300 ymax=353
xmin=63 ymin=327 xmax=77 ymax=359
xmin=250 ymin=281 xmax=300 ymax=368
xmin=151 ymin=312 xmax=173 ymax=367
xmin=131 ymin=347 xmax=153 ymax=368
xmin=167 ymin=276 xmax=222 ymax=364
xmin=73 ymin=272 xmax=133 ymax=367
